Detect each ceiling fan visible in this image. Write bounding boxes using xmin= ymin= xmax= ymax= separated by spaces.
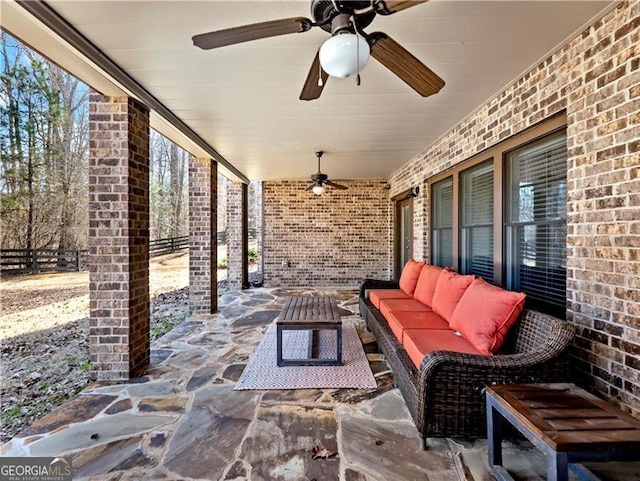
xmin=192 ymin=0 xmax=445 ymax=101
xmin=306 ymin=151 xmax=347 ymax=195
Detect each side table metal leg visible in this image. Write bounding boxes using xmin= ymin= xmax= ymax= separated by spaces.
xmin=547 ymin=452 xmax=569 ymax=481
xmin=487 ymin=402 xmax=503 ymax=466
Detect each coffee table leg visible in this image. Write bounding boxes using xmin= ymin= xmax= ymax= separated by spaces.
xmin=276 ymin=324 xmax=284 ymax=367
xmin=336 ymin=325 xmax=342 ymax=366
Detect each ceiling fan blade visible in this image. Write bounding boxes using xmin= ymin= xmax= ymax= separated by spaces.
xmin=325 ymin=180 xmax=348 ymax=190
xmin=305 ymin=183 xmax=317 ymax=191
xmin=193 ymin=17 xmax=313 ymax=50
xmin=300 ymin=50 xmax=329 ymax=101
xmin=369 ymin=32 xmax=445 ymax=97
xmin=375 ymin=0 xmax=428 ymax=15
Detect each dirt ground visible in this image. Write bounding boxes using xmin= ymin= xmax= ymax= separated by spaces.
xmin=0 ymin=252 xmax=190 ymax=339
xmin=0 ymin=252 xmax=193 ymax=442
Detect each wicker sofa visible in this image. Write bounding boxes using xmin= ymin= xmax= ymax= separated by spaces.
xmin=359 ymin=275 xmax=575 ymax=448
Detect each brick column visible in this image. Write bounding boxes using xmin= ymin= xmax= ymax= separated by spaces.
xmin=241 ymin=183 xmax=249 ymax=289
xmin=189 ymin=156 xmax=217 ymax=313
xmin=88 ymin=93 xmax=150 ymax=380
xmin=249 ymin=181 xmax=264 ymax=283
xmin=226 ymin=181 xmax=245 ymax=289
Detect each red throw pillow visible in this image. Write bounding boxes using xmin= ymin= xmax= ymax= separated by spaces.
xmin=431 ymin=270 xmax=475 ymax=323
xmin=449 ymin=278 xmax=526 ymax=355
xmin=413 ymin=264 xmax=444 ymax=308
xmin=399 ymin=259 xmax=426 ymax=296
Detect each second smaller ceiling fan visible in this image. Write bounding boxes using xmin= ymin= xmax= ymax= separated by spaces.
xmin=306 ymin=151 xmax=347 ymax=195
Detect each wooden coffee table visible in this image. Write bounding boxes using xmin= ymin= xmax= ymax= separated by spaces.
xmin=276 ymin=296 xmax=342 ymax=367
xmin=486 ymin=383 xmax=640 ymax=481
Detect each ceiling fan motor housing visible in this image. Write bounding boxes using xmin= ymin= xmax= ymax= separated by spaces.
xmin=311 ymin=0 xmax=377 ymax=33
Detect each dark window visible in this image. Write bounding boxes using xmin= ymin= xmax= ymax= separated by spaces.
xmin=460 ymin=161 xmax=494 ymax=281
xmin=431 ymin=177 xmax=453 ymax=267
xmin=427 ymin=114 xmax=567 ymax=316
xmin=505 ymin=133 xmax=567 ymax=315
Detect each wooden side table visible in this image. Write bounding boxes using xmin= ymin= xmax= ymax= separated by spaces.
xmin=486 ymin=383 xmax=640 ymax=481
xmin=276 ymin=296 xmax=342 ymax=367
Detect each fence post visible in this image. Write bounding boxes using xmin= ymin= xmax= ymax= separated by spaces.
xmin=76 ymin=250 xmax=82 ymax=271
xmin=31 ymin=249 xmax=38 ymax=273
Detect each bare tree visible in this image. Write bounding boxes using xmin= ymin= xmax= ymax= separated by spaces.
xmin=149 ymin=130 xmax=188 ymax=240
xmin=0 ymin=33 xmax=88 ymax=250
xmin=1 ymin=34 xmax=188 ymax=252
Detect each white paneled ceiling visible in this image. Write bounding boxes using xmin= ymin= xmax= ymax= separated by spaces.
xmin=3 ymin=1 xmax=613 ymax=181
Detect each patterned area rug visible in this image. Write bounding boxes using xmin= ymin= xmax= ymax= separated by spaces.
xmin=235 ymin=322 xmax=377 ymax=390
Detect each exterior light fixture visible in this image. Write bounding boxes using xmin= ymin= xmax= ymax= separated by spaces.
xmin=312 ymin=185 xmax=326 ymax=196
xmin=319 ymin=33 xmax=370 ymax=78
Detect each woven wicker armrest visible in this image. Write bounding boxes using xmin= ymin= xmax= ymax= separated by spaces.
xmin=359 ymin=278 xmax=400 ymax=298
xmin=419 ymin=319 xmax=574 ymax=382
xmin=418 ymin=348 xmax=557 ymax=385
xmin=413 ymin=322 xmax=573 ymax=439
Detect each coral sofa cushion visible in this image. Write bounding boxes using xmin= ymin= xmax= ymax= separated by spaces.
xmin=403 ymin=329 xmax=482 ymax=368
xmin=399 ymin=259 xmax=426 ymax=296
xmin=386 ymin=311 xmax=450 ymax=343
xmin=413 ymin=264 xmax=444 ymax=308
xmin=431 ymin=271 xmax=475 ymax=323
xmin=369 ymin=289 xmax=410 ymax=310
xmin=449 ymin=278 xmax=526 ymax=355
xmin=379 ymin=299 xmax=431 ymax=320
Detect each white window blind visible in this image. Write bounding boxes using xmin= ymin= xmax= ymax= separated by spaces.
xmin=431 ymin=177 xmax=454 ymax=267
xmin=460 ymin=161 xmax=494 ymax=281
xmin=505 ymin=133 xmax=567 ymax=314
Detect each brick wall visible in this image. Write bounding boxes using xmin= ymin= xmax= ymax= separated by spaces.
xmin=263 ymin=180 xmax=391 ymax=287
xmin=88 ymin=94 xmax=150 ymax=380
xmin=189 ymin=156 xmax=217 ymax=314
xmin=389 ymin=2 xmax=639 ymax=416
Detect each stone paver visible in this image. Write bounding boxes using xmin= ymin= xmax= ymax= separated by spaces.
xmin=3 ymin=288 xmax=639 ymax=480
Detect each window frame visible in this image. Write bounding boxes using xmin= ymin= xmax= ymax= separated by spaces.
xmin=428 ymin=113 xmax=567 ymax=314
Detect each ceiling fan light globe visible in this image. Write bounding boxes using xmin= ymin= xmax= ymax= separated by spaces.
xmin=319 ymin=33 xmax=370 ymax=78
xmin=312 ymin=185 xmax=326 ymax=195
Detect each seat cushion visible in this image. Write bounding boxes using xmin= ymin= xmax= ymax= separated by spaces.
xmin=403 ymin=329 xmax=483 ymax=368
xmin=450 ymin=278 xmax=526 ymax=355
xmin=431 ymin=270 xmax=475 ymax=323
xmin=399 ymin=259 xmax=426 ymax=296
xmin=413 ymin=264 xmax=444 ymax=308
xmin=379 ymin=298 xmax=432 ymax=320
xmin=369 ymin=289 xmax=410 ymax=310
xmin=386 ymin=310 xmax=450 ymax=343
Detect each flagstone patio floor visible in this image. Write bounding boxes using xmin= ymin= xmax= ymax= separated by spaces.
xmin=2 ymin=288 xmax=639 ymax=480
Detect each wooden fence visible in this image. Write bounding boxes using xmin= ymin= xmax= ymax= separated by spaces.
xmin=149 ymin=235 xmax=189 ymax=257
xmin=1 ymin=235 xmax=190 ymax=274
xmin=0 ymin=249 xmax=89 ymax=274
xmin=1 ymin=231 xmax=258 ymax=274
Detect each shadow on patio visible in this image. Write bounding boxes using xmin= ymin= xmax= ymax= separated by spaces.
xmin=2 ymin=288 xmax=639 ymax=481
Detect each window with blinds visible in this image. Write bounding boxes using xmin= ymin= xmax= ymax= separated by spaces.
xmin=460 ymin=161 xmax=494 ymax=281
xmin=431 ymin=177 xmax=453 ymax=267
xmin=505 ymin=132 xmax=567 ymax=314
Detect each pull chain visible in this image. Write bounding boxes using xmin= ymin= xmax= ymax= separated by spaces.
xmin=318 ymin=58 xmax=323 ymax=87
xmin=354 ymin=17 xmax=362 ymax=87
